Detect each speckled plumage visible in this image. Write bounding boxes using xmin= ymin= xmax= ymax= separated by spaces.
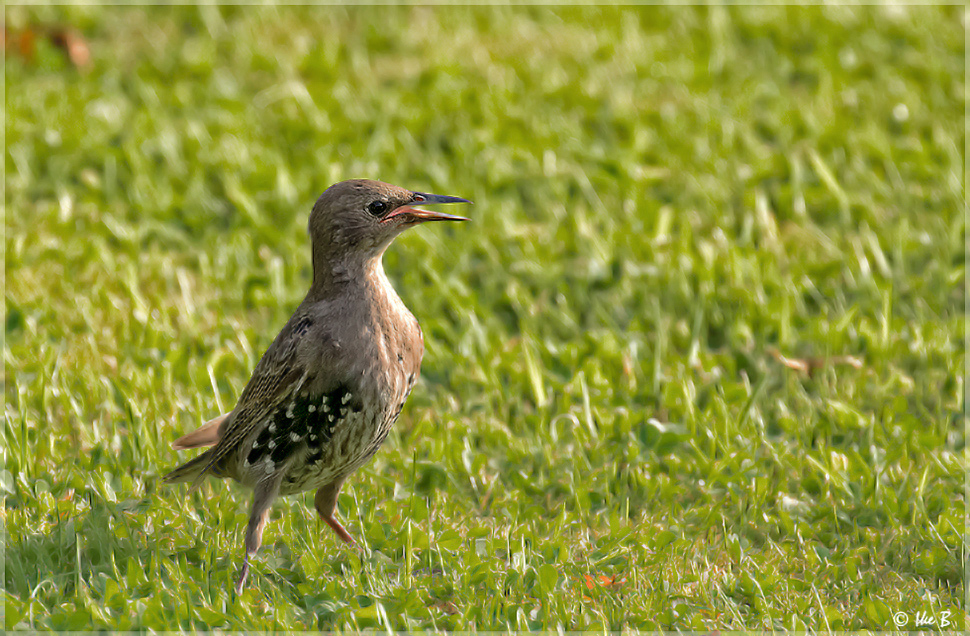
xmin=163 ymin=179 xmax=469 ymax=593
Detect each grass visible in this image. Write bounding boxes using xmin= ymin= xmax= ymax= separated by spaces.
xmin=4 ymin=4 xmax=966 ymax=631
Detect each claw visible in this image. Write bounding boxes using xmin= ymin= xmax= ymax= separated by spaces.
xmin=235 ymin=556 xmax=250 ymax=594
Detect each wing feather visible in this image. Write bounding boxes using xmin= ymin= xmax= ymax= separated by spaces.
xmin=187 ymin=314 xmax=314 ymax=488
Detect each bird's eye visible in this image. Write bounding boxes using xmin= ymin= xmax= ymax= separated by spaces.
xmin=367 ymin=200 xmax=388 ymax=217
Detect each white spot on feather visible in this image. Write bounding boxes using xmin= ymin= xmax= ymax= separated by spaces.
xmin=308 ymin=405 xmax=316 ymax=413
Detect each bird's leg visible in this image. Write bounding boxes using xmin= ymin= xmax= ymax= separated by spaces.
xmin=314 ymin=478 xmax=355 ymax=545
xmin=236 ymin=555 xmax=251 ymax=595
xmin=235 ymin=479 xmax=280 ymax=594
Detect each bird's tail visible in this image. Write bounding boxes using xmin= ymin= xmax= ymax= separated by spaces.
xmin=172 ymin=412 xmax=228 ymax=450
xmin=162 ymin=450 xmax=215 ymax=490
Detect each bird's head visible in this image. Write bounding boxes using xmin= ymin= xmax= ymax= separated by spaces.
xmin=307 ymin=179 xmax=470 ymax=286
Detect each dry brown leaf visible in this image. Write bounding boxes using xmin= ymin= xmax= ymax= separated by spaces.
xmin=4 ymin=26 xmax=37 ymax=61
xmin=769 ymin=347 xmax=863 ymax=376
xmin=429 ymin=599 xmax=459 ymax=615
xmin=4 ymin=24 xmax=90 ymax=69
xmin=597 ymin=574 xmax=627 ymax=589
xmin=50 ymin=28 xmax=91 ymax=69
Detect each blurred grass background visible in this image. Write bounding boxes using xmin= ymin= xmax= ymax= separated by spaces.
xmin=4 ymin=4 xmax=966 ymax=631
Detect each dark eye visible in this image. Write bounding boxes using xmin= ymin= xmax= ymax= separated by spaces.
xmin=367 ymin=200 xmax=388 ymax=216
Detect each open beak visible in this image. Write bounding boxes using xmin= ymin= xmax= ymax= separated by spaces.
xmin=383 ymin=192 xmax=472 ymax=224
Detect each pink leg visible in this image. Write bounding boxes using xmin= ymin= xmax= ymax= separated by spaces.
xmin=235 ymin=479 xmax=279 ymax=594
xmin=314 ymin=478 xmax=355 ymax=545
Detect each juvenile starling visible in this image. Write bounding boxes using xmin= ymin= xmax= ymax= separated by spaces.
xmin=163 ymin=179 xmax=469 ymax=593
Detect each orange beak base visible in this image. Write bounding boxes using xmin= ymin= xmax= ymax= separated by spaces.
xmin=382 ymin=191 xmax=471 ymax=224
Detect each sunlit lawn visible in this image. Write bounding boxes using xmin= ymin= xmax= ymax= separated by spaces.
xmin=4 ymin=4 xmax=965 ymax=631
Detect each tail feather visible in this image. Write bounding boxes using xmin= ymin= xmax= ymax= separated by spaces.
xmin=172 ymin=412 xmax=229 ymax=450
xmin=162 ymin=449 xmax=215 ymax=489
xmin=165 ymin=412 xmax=232 ymax=492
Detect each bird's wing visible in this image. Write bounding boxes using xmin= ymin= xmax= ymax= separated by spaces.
xmin=189 ymin=314 xmax=315 ymax=488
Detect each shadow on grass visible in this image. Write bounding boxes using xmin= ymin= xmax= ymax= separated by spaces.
xmin=5 ymin=487 xmax=231 ymax=604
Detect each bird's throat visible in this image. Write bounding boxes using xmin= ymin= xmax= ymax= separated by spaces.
xmin=309 ymin=246 xmax=390 ymax=302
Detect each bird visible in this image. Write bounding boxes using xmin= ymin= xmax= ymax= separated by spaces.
xmin=162 ymin=179 xmax=470 ymax=593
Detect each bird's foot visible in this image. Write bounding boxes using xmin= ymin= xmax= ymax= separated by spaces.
xmin=234 ymin=558 xmax=250 ymax=595
xmin=323 ymin=515 xmax=356 ymax=545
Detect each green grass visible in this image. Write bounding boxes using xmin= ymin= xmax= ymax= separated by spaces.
xmin=4 ymin=4 xmax=966 ymax=631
